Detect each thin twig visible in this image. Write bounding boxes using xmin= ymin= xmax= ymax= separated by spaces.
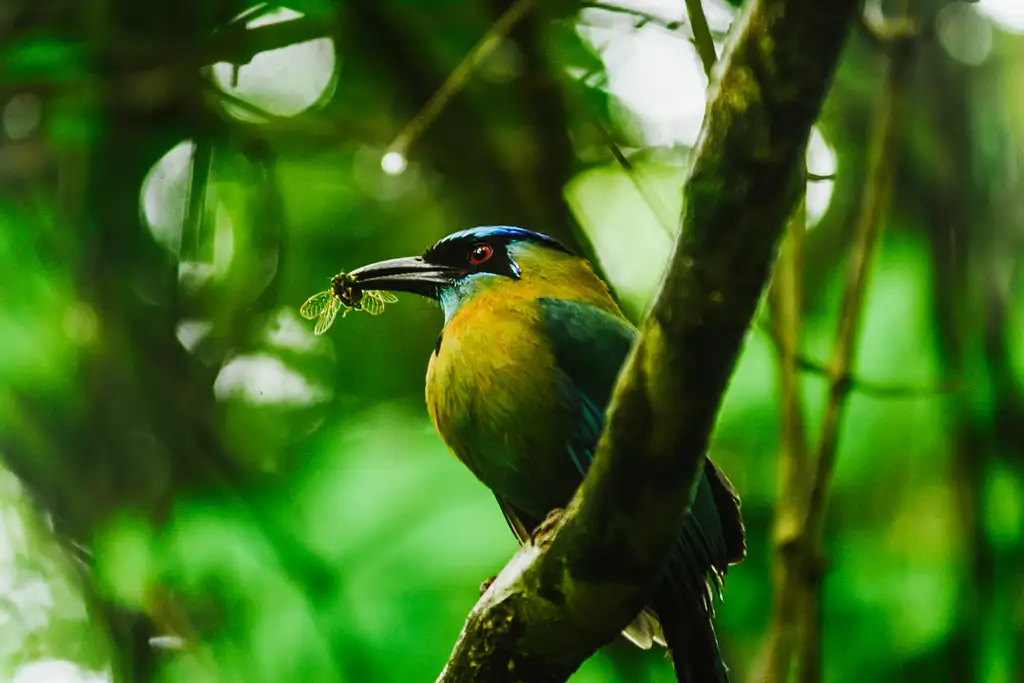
xmin=579 ymin=2 xmax=730 ymax=42
xmin=758 ymin=321 xmax=957 ymax=399
xmin=802 ymin=27 xmax=910 ymax=553
xmin=183 ymin=138 xmax=213 ymax=263
xmin=581 ymin=2 xmax=685 ymax=30
xmin=685 ymin=0 xmax=718 ymax=77
xmin=584 ymin=102 xmax=676 ymax=236
xmin=574 ymin=1 xmax=716 ymax=235
xmin=795 ymin=17 xmax=915 ymax=683
xmin=764 ymin=187 xmax=810 ymax=683
xmin=385 ymin=0 xmax=536 ymax=161
xmin=793 ymin=357 xmax=958 ymax=398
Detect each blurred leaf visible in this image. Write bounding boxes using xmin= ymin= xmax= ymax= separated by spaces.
xmin=47 ymin=94 xmax=100 ymax=147
xmin=0 ymin=36 xmax=86 ymax=81
xmin=983 ymin=463 xmax=1024 ymax=549
xmin=93 ymin=514 xmax=155 ymax=610
xmin=546 ymin=20 xmax=606 ymax=77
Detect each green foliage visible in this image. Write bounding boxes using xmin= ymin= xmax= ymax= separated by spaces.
xmin=0 ymin=37 xmax=86 ymax=82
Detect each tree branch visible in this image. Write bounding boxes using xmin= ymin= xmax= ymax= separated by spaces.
xmin=436 ymin=0 xmax=859 ymax=679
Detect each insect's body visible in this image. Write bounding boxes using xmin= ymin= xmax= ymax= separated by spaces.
xmin=300 ymin=271 xmax=397 ymax=335
xmin=333 ymin=274 xmax=360 ymax=308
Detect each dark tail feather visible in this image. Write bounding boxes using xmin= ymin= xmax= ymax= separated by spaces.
xmin=657 ymin=601 xmax=730 ymax=683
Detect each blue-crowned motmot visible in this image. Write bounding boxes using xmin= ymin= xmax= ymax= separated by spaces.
xmin=350 ymin=226 xmax=746 ymax=682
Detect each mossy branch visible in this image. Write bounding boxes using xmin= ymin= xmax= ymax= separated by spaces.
xmin=436 ymin=0 xmax=860 ymax=680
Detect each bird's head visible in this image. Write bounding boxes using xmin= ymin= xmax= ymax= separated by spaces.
xmin=350 ymin=226 xmax=612 ymax=321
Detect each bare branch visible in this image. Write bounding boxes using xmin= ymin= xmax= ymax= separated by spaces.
xmin=588 ymin=115 xmax=676 ymax=235
xmin=685 ymin=0 xmax=718 ymax=78
xmin=580 ymin=2 xmax=686 ymax=30
xmin=436 ymin=0 xmax=860 ymax=679
xmin=764 ymin=190 xmax=811 ymax=683
xmin=577 ymin=1 xmax=737 ymax=40
xmin=385 ymin=0 xmax=536 ymax=160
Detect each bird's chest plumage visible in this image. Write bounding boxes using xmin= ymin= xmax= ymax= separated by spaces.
xmin=425 ymin=298 xmax=580 ymax=517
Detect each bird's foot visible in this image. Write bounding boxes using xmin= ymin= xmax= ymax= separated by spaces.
xmin=530 ymin=507 xmax=565 ymax=546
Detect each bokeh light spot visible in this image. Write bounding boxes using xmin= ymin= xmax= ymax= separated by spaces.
xmin=13 ymin=660 xmax=108 ymax=683
xmin=936 ymin=2 xmax=993 ymax=66
xmin=61 ymin=303 xmax=98 ymax=346
xmin=176 ymin=319 xmax=213 ymax=352
xmin=578 ymin=21 xmax=708 ymax=147
xmin=381 ymin=151 xmax=408 ymax=176
xmin=214 ymin=354 xmax=330 ymax=406
xmin=212 ymin=7 xmax=338 ymax=121
xmin=140 ymin=140 xmax=194 ymax=255
xmin=978 ymin=0 xmax=1024 ymax=33
xmin=3 ymin=94 xmax=41 ymax=141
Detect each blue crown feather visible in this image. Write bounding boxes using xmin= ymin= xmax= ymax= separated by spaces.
xmin=426 ymin=226 xmax=571 ymax=256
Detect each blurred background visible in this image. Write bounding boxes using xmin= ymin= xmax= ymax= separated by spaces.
xmin=0 ymin=0 xmax=1022 ymax=682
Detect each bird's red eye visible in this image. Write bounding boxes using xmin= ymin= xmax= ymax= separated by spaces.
xmin=469 ymin=243 xmax=493 ymax=265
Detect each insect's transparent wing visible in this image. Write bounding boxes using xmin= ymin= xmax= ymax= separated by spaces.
xmin=377 ymin=291 xmax=398 ymax=304
xmin=300 ymin=291 xmax=333 ymax=320
xmin=360 ymin=294 xmax=385 ymax=316
xmin=314 ymin=297 xmax=341 ymax=335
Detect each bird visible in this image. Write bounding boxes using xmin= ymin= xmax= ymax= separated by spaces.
xmin=349 ymin=226 xmax=746 ymax=682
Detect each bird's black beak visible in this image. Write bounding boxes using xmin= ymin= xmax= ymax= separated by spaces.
xmin=348 ymin=256 xmax=461 ymax=300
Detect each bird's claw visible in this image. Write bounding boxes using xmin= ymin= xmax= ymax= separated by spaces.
xmin=530 ymin=507 xmax=565 ymax=545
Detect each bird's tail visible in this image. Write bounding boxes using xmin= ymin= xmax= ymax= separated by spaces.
xmin=656 ymin=599 xmax=729 ymax=683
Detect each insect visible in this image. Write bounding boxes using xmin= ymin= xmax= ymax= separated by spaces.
xmin=300 ymin=272 xmax=398 ymax=335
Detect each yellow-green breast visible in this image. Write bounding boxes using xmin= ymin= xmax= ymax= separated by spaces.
xmin=424 ymin=254 xmax=621 ymax=517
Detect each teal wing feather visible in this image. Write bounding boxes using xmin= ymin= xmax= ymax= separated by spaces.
xmin=534 ymin=297 xmax=744 ymax=573
xmin=520 ymin=298 xmax=746 ymax=677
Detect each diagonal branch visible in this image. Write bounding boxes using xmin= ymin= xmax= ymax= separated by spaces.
xmin=384 ymin=0 xmax=536 ymax=160
xmin=436 ymin=0 xmax=860 ymax=680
